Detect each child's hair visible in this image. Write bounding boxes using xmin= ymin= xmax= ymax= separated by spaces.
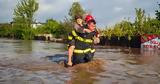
xmin=74 ymin=15 xmax=82 ymax=20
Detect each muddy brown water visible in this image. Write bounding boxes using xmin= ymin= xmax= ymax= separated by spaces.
xmin=0 ymin=38 xmax=160 ymax=84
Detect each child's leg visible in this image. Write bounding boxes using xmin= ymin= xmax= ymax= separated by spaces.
xmin=67 ymin=45 xmax=75 ymax=66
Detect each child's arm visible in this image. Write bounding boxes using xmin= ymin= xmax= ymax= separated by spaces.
xmin=74 ymin=23 xmax=84 ymax=33
xmin=83 ymin=28 xmax=92 ymax=33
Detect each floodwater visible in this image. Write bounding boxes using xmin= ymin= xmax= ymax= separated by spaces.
xmin=0 ymin=38 xmax=160 ymax=84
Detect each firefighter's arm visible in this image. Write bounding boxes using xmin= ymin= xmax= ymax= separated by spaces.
xmin=93 ymin=28 xmax=100 ymax=44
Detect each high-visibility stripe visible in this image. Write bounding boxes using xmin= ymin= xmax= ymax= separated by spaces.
xmin=71 ymin=30 xmax=93 ymax=43
xmin=72 ymin=30 xmax=77 ymax=37
xmin=91 ymin=49 xmax=95 ymax=53
xmin=73 ymin=48 xmax=95 ymax=54
xmin=68 ymin=36 xmax=73 ymax=40
xmin=85 ymin=39 xmax=92 ymax=43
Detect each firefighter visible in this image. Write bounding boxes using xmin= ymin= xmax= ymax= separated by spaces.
xmin=67 ymin=15 xmax=93 ymax=66
xmin=67 ymin=15 xmax=100 ymax=66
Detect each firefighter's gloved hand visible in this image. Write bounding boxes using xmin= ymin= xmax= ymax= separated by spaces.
xmin=94 ymin=37 xmax=100 ymax=44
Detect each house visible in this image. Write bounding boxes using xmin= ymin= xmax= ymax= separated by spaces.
xmin=32 ymin=22 xmax=44 ymax=29
xmin=10 ymin=21 xmax=45 ymax=28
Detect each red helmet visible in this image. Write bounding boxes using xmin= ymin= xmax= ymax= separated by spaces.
xmin=85 ymin=15 xmax=94 ymax=23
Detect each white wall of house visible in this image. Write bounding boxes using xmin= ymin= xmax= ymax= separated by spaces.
xmin=32 ymin=23 xmax=42 ymax=29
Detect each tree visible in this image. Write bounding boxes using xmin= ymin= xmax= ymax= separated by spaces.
xmin=120 ymin=20 xmax=135 ymax=40
xmin=134 ymin=8 xmax=160 ymax=35
xmin=69 ymin=2 xmax=86 ymax=21
xmin=13 ymin=0 xmax=38 ymax=27
xmin=58 ymin=2 xmax=86 ymax=38
xmin=37 ymin=19 xmax=67 ymax=38
xmin=154 ymin=3 xmax=160 ymax=34
xmin=155 ymin=3 xmax=160 ymax=20
xmin=102 ymin=28 xmax=113 ymax=39
xmin=112 ymin=23 xmax=123 ymax=40
xmin=134 ymin=8 xmax=146 ymax=35
xmin=62 ymin=17 xmax=74 ymax=32
xmin=13 ymin=0 xmax=39 ymax=39
xmin=0 ymin=24 xmax=12 ymax=37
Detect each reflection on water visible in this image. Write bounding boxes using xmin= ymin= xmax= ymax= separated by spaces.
xmin=67 ymin=70 xmax=97 ymax=84
xmin=66 ymin=59 xmax=105 ymax=84
xmin=136 ymin=49 xmax=159 ymax=64
xmin=0 ymin=38 xmax=65 ymax=58
xmin=0 ymin=38 xmax=160 ymax=84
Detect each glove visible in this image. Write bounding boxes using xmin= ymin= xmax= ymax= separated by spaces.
xmin=94 ymin=37 xmax=100 ymax=44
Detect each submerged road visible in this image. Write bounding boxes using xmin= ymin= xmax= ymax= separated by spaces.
xmin=0 ymin=38 xmax=160 ymax=84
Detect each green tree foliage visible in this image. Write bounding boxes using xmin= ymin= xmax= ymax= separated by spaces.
xmin=12 ymin=0 xmax=38 ymax=40
xmin=134 ymin=8 xmax=146 ymax=35
xmin=155 ymin=3 xmax=160 ymax=20
xmin=0 ymin=24 xmax=12 ymax=37
xmin=118 ymin=21 xmax=135 ymax=40
xmin=13 ymin=0 xmax=38 ymax=27
xmin=103 ymin=7 xmax=160 ymax=39
xmin=61 ymin=17 xmax=74 ymax=33
xmin=59 ymin=2 xmax=86 ymax=38
xmin=37 ymin=19 xmax=67 ymax=38
xmin=154 ymin=3 xmax=160 ymax=34
xmin=102 ymin=28 xmax=113 ymax=39
xmin=112 ymin=23 xmax=124 ymax=39
xmin=69 ymin=2 xmax=86 ymax=21
xmin=1 ymin=1 xmax=159 ymax=40
xmin=134 ymin=8 xmax=160 ymax=34
xmin=103 ymin=21 xmax=135 ymax=40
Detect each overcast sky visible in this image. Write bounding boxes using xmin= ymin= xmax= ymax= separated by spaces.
xmin=0 ymin=0 xmax=159 ymax=28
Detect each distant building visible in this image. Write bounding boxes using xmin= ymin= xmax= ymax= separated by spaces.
xmin=32 ymin=22 xmax=44 ymax=29
xmin=10 ymin=21 xmax=45 ymax=28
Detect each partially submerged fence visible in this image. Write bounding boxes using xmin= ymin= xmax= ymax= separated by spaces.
xmin=99 ymin=34 xmax=160 ymax=49
xmin=141 ymin=34 xmax=160 ymax=49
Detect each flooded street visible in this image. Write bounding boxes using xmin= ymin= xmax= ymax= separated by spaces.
xmin=0 ymin=38 xmax=160 ymax=84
